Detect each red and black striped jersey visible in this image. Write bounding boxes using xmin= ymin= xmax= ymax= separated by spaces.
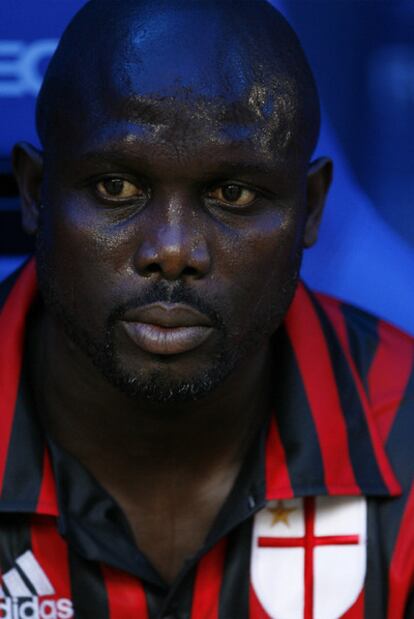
xmin=0 ymin=259 xmax=412 ymax=619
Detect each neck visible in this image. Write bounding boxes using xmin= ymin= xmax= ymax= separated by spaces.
xmin=29 ymin=309 xmax=273 ymax=496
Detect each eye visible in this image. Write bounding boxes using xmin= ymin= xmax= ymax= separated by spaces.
xmin=207 ymin=184 xmax=257 ymax=207
xmin=95 ymin=177 xmax=145 ymax=201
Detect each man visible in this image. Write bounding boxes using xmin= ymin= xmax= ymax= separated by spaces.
xmin=1 ymin=0 xmax=412 ymax=617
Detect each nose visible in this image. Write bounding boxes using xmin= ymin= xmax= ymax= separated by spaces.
xmin=133 ymin=199 xmax=211 ymax=281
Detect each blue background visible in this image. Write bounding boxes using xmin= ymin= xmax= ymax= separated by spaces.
xmin=1 ymin=0 xmax=413 ymax=334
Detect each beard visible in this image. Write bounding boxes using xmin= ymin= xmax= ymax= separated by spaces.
xmin=35 ymin=229 xmax=302 ymax=403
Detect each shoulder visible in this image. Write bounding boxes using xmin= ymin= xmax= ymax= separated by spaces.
xmin=313 ymin=290 xmax=414 ymax=394
xmin=311 ymin=288 xmax=414 ymax=483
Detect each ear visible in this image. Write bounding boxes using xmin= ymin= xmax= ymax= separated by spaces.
xmin=12 ymin=142 xmax=44 ymax=235
xmin=303 ymin=156 xmax=333 ymax=248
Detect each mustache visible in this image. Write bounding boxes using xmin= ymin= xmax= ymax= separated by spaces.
xmin=108 ymin=282 xmax=224 ymax=329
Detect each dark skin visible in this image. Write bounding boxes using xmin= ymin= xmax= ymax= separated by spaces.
xmin=13 ymin=2 xmax=332 ymax=584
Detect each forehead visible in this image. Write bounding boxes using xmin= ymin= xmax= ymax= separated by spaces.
xmin=63 ymin=78 xmax=299 ymax=171
xmin=49 ymin=4 xmax=303 ymax=168
xmin=79 ymin=89 xmax=297 ymax=163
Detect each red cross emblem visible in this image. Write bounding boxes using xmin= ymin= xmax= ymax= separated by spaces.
xmin=251 ymin=496 xmax=367 ymax=619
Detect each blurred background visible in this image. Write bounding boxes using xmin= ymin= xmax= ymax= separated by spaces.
xmin=0 ymin=0 xmax=413 ymax=333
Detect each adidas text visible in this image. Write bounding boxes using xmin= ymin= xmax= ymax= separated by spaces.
xmin=0 ymin=597 xmax=73 ymax=619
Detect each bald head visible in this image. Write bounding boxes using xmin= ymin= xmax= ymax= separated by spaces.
xmin=36 ymin=0 xmax=320 ymax=162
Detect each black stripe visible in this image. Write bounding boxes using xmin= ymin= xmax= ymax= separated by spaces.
xmin=219 ymin=520 xmax=252 ymax=619
xmin=404 ymin=588 xmax=414 ymax=619
xmin=365 ymin=362 xmax=414 ymax=614
xmin=340 ymin=302 xmax=380 ymax=394
xmin=159 ymin=570 xmax=196 ymax=619
xmin=385 ymin=362 xmax=414 ymax=490
xmin=0 ymin=515 xmax=32 ymax=575
xmin=68 ymin=548 xmax=110 ymax=619
xmin=310 ymin=295 xmax=388 ymax=495
xmin=143 ymin=584 xmax=165 ymax=619
xmin=1 ymin=355 xmax=45 ymax=509
xmin=272 ymin=328 xmax=327 ymax=495
xmin=364 ymin=498 xmax=388 ymax=618
xmin=383 ymin=366 xmax=414 ymax=553
xmin=174 ymin=570 xmax=196 ymax=619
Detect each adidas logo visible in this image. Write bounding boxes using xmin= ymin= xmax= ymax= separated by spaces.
xmin=0 ymin=551 xmax=73 ymax=618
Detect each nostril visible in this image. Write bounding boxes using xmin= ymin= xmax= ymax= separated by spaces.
xmin=145 ymin=263 xmax=162 ymax=274
xmin=182 ymin=265 xmax=198 ymax=277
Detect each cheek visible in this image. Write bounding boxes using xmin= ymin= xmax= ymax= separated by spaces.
xmin=214 ymin=209 xmax=304 ymax=337
xmin=220 ymin=209 xmax=302 ymax=290
xmin=37 ymin=201 xmax=134 ymax=326
xmin=49 ymin=203 xmax=129 ymax=263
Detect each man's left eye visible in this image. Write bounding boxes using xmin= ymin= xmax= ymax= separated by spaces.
xmin=95 ymin=178 xmax=144 ymax=200
xmin=207 ymin=184 xmax=257 ymax=207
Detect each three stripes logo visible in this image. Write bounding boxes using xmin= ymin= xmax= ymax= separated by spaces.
xmin=0 ymin=551 xmax=73 ymax=618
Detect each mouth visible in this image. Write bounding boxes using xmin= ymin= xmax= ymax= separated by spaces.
xmin=121 ymin=302 xmax=214 ymax=356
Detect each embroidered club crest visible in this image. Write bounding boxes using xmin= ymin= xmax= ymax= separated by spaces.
xmin=251 ymin=496 xmax=367 ymax=619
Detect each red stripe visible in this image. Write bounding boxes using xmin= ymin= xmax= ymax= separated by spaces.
xmin=317 ymin=295 xmax=402 ymax=496
xmin=30 ymin=516 xmax=72 ymax=600
xmin=367 ymin=320 xmax=414 ymax=442
xmin=265 ymin=416 xmax=294 ymax=500
xmin=101 ymin=565 xmax=149 ymax=618
xmin=36 ymin=447 xmax=59 ymax=516
xmin=258 ymin=537 xmax=304 ymax=548
xmin=286 ymin=286 xmax=360 ymax=494
xmin=307 ymin=535 xmax=359 ymax=546
xmin=249 ymin=584 xmax=272 ymax=619
xmin=258 ymin=535 xmax=359 ymax=548
xmin=0 ymin=260 xmax=36 ymax=493
xmin=341 ymin=590 xmax=365 ymax=618
xmin=388 ymin=482 xmax=414 ymax=619
xmin=190 ymin=538 xmax=227 ymax=619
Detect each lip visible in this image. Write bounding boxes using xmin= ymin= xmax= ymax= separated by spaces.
xmin=123 ymin=303 xmax=212 ymax=328
xmin=122 ymin=303 xmax=214 ymax=355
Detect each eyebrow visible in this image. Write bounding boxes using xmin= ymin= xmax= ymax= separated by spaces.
xmin=76 ymin=149 xmax=279 ymax=177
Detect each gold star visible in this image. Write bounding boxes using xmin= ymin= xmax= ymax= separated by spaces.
xmin=268 ymin=501 xmax=297 ymax=527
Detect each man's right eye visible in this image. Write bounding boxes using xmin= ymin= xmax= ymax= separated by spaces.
xmin=95 ymin=177 xmax=145 ymax=201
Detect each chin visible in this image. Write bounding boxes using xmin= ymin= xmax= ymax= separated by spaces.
xmin=100 ymin=356 xmax=236 ymax=403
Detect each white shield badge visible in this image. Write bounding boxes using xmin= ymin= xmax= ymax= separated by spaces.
xmin=251 ymin=496 xmax=367 ymax=619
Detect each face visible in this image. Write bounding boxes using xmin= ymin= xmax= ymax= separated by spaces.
xmin=17 ymin=31 xmax=330 ymax=403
